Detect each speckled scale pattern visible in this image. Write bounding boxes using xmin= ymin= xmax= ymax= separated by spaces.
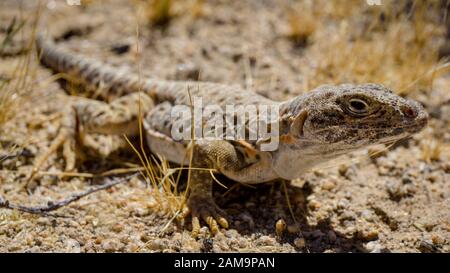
xmin=37 ymin=34 xmax=274 ymax=107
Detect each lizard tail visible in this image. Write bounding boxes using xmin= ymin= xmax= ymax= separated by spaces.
xmin=35 ymin=33 xmax=210 ymax=103
xmin=36 ymin=33 xmax=146 ymax=99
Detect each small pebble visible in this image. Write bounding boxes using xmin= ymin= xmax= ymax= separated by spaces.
xmin=357 ymin=228 xmax=379 ymax=241
xmin=134 ymin=208 xmax=150 ymax=217
xmin=431 ymin=234 xmax=444 ymax=245
xmin=426 ymin=173 xmax=439 ymax=183
xmin=255 ymin=235 xmax=276 ymax=246
xmin=224 ymin=229 xmax=239 ymax=238
xmin=365 ymin=241 xmax=382 ymax=253
xmin=294 ymin=238 xmax=306 ymax=248
xmin=25 ymin=246 xmax=41 ymax=253
xmin=339 ymin=211 xmax=356 ymax=220
xmin=128 ymin=243 xmax=140 ymax=252
xmin=238 ymin=238 xmax=248 ymax=248
xmin=199 ymin=226 xmax=209 ymax=236
xmin=313 ymin=170 xmax=324 ymax=177
xmin=148 ymin=239 xmax=165 ymax=251
xmin=308 ymin=200 xmax=321 ymax=210
xmin=94 ymin=237 xmax=103 ymax=245
xmin=402 ymin=176 xmax=413 ymax=184
xmin=175 ymin=62 xmax=200 ymax=81
xmin=102 ymin=239 xmax=121 ymax=252
xmin=8 ymin=244 xmax=21 ymax=252
xmin=275 ymin=219 xmax=287 ymax=236
xmin=65 ymin=239 xmax=81 ymax=253
xmin=338 ymin=164 xmax=349 ymax=176
xmin=111 ymin=223 xmax=124 ymax=233
xmin=321 ymin=179 xmax=336 ymax=191
xmin=37 ymin=217 xmax=50 ymax=225
xmin=337 ymin=199 xmax=350 ymax=209
xmin=361 ymin=210 xmax=375 ymax=222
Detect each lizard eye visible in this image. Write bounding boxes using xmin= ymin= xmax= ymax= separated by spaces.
xmin=348 ymin=98 xmax=369 ymax=115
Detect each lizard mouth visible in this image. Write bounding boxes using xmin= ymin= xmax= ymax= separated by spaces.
xmin=392 ymin=115 xmax=428 ymax=136
xmin=372 ymin=118 xmax=427 ymax=145
xmin=362 ymin=110 xmax=428 ymax=143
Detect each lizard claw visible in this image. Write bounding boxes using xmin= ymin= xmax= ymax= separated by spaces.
xmin=188 ymin=196 xmax=229 ymax=238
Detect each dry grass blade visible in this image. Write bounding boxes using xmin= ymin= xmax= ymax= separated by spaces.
xmin=297 ymin=0 xmax=446 ymax=95
xmin=123 ymin=15 xmax=186 ymax=224
xmin=0 ymin=16 xmax=26 ymax=55
xmin=0 ymin=5 xmax=41 ymax=162
xmin=282 ymin=180 xmax=298 ymax=225
xmin=37 ymin=167 xmax=145 ymax=178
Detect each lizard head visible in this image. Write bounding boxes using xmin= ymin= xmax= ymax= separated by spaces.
xmin=272 ymin=83 xmax=428 ymax=179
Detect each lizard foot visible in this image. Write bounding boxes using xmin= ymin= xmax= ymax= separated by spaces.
xmin=187 ymin=195 xmax=229 ymax=238
xmin=26 ymin=128 xmax=76 ymax=186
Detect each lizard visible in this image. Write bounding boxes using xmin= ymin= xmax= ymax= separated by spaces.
xmin=32 ymin=33 xmax=428 ymax=236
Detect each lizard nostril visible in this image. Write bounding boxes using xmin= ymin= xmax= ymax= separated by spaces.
xmin=402 ymin=106 xmax=417 ymax=118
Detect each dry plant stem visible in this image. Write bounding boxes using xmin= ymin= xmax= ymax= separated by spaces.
xmin=37 ymin=166 xmax=145 ymax=178
xmin=0 ymin=174 xmax=137 ymax=216
xmin=281 ymin=180 xmax=297 ymax=225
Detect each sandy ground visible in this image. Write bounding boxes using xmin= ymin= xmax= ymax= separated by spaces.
xmin=0 ymin=0 xmax=449 ymax=253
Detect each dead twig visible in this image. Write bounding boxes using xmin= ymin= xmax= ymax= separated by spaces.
xmin=0 ymin=174 xmax=137 ymax=217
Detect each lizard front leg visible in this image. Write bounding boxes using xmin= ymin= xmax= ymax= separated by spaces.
xmin=188 ymin=142 xmax=231 ymax=237
xmin=188 ymin=140 xmax=269 ymax=237
xmin=187 ymin=140 xmax=277 ymax=236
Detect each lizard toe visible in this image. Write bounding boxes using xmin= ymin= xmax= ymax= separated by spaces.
xmin=191 ymin=216 xmax=201 ymax=238
xmin=188 ymin=196 xmax=229 ymax=237
xmin=63 ymin=138 xmax=76 ymax=172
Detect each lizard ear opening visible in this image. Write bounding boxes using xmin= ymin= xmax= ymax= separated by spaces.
xmin=289 ymin=110 xmax=308 ymax=138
